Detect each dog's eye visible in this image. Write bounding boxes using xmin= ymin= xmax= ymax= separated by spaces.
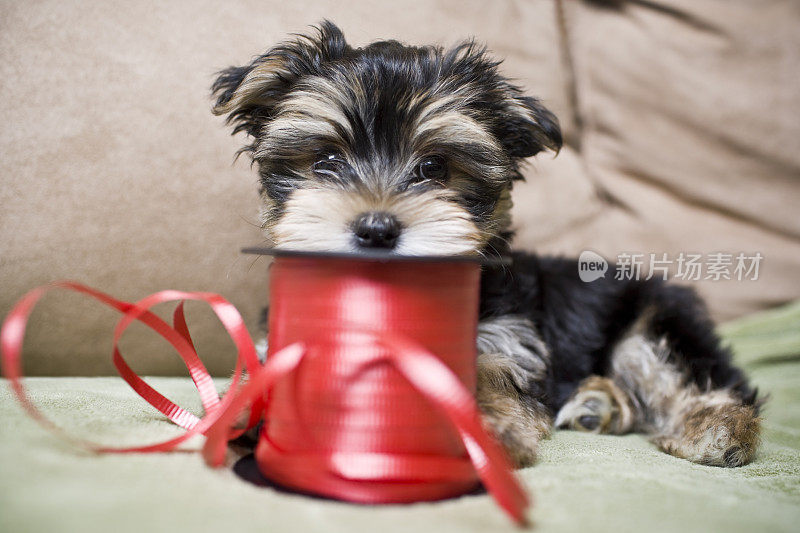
xmin=417 ymin=155 xmax=448 ymax=182
xmin=402 ymin=156 xmax=448 ymax=192
xmin=312 ymin=152 xmax=345 ymax=176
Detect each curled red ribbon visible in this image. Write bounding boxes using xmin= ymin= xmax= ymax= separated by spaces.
xmin=1 ymin=275 xmax=529 ymax=526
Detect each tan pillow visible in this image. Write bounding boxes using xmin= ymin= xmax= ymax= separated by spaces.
xmin=3 ymin=0 xmax=797 ymax=376
xmin=512 ymin=0 xmax=800 ymax=320
xmin=0 ymin=0 xmax=564 ymax=376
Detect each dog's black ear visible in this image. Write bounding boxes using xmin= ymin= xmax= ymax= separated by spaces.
xmin=445 ymin=42 xmax=562 ymax=159
xmin=495 ymin=90 xmax=562 ymax=158
xmin=211 ymin=20 xmax=350 ymax=140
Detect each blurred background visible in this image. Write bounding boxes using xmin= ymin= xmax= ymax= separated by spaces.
xmin=1 ymin=0 xmax=799 ymax=376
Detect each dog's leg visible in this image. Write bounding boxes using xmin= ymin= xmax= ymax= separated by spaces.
xmin=614 ymin=334 xmax=761 ymax=466
xmin=557 ymin=334 xmax=761 ymax=466
xmin=476 ymin=316 xmax=552 ymax=467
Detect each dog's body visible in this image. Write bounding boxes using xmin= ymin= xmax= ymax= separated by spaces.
xmin=479 ymin=254 xmax=759 ymax=466
xmin=213 ymin=22 xmax=761 ymax=467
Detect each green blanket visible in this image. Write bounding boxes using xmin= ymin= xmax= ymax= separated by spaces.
xmin=2 ymin=303 xmax=799 ymax=533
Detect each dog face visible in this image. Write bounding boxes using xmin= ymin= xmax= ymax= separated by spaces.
xmin=212 ymin=21 xmax=560 ymax=256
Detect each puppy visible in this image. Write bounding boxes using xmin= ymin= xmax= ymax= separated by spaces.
xmin=212 ymin=22 xmax=761 ymax=467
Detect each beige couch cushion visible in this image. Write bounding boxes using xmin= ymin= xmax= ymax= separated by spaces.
xmin=1 ymin=0 xmax=797 ymax=375
xmin=0 ymin=0 xmax=564 ymax=375
xmin=512 ymin=0 xmax=800 ymax=319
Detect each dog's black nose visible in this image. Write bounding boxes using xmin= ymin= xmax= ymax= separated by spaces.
xmin=352 ymin=211 xmax=401 ymax=249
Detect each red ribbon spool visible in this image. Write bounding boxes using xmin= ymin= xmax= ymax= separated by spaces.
xmin=1 ymin=251 xmax=529 ymax=526
xmin=262 ymin=254 xmax=486 ymax=500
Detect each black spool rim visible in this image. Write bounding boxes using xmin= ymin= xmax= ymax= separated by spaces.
xmin=241 ymin=246 xmax=511 ymax=266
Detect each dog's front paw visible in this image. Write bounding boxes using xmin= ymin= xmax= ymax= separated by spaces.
xmin=476 ymin=354 xmax=550 ymax=468
xmin=555 ymin=376 xmax=634 ymax=434
xmin=479 ymin=395 xmax=548 ymax=468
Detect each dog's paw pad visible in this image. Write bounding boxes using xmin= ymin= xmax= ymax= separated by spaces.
xmin=576 ymin=414 xmax=601 ymax=431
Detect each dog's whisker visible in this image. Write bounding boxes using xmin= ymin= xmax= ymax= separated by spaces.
xmin=239 ymin=214 xmax=263 ymax=229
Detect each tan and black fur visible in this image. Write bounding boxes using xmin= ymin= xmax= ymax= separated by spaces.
xmin=212 ymin=22 xmax=762 ymax=468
